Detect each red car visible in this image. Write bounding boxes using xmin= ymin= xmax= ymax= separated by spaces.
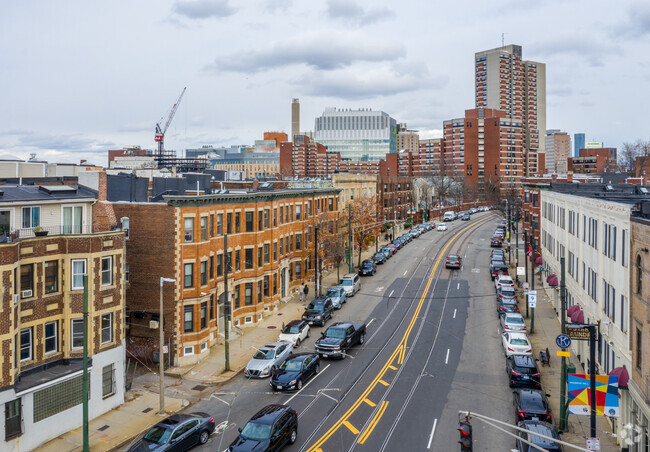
xmin=445 ymin=255 xmax=462 ymax=269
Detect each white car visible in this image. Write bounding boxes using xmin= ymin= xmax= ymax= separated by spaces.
xmin=277 ymin=320 xmax=311 ymax=346
xmin=245 ymin=341 xmax=294 ymax=378
xmin=500 ymin=313 xmax=527 ymax=332
xmin=502 ymin=332 xmax=532 ymax=357
xmin=495 ymin=274 xmax=515 ymax=291
xmin=437 ymin=223 xmax=447 ymax=231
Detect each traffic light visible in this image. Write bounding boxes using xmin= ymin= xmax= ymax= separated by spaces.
xmin=458 ymin=421 xmax=473 ymax=450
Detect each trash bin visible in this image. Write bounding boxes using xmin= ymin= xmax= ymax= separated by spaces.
xmin=567 ymin=363 xmax=576 ymax=374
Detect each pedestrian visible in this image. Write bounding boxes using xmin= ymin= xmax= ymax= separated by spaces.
xmin=302 ymin=283 xmax=309 ymax=302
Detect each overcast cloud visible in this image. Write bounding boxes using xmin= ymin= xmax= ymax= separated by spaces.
xmin=0 ymin=0 xmax=648 ymax=164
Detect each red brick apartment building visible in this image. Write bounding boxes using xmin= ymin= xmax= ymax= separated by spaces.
xmin=279 ymin=136 xmax=341 ymax=178
xmin=0 ymin=184 xmax=125 ymax=451
xmin=93 ymin=172 xmax=340 ymax=366
xmin=377 ymin=176 xmax=413 ymax=221
xmin=568 ymin=147 xmax=617 ymax=174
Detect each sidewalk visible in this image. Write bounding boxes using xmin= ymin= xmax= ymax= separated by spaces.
xmin=34 ymin=231 xmax=400 ymax=452
xmin=515 ymin=243 xmax=619 ymax=450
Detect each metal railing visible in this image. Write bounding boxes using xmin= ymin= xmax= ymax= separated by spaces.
xmin=0 ymin=224 xmax=122 ymax=243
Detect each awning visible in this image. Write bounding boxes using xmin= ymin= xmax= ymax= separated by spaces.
xmin=547 ymin=274 xmax=559 ymax=287
xmin=535 ymin=256 xmax=543 ymax=265
xmin=570 ymin=309 xmax=584 ymax=323
xmin=567 ymin=305 xmax=581 ymax=316
xmin=609 ymin=366 xmax=629 ymax=389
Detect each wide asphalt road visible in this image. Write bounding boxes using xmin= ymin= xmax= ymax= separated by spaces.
xmin=187 ymin=211 xmax=514 ymax=452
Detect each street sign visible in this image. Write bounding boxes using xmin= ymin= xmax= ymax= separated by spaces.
xmin=566 ymin=327 xmax=591 ymax=340
xmin=557 ymin=350 xmax=570 ymax=357
xmin=516 ymin=266 xmax=525 ymax=276
xmin=556 ymin=334 xmax=572 ymax=349
xmin=163 ymin=345 xmax=169 ymax=353
xmin=527 ymin=290 xmax=537 ymax=308
xmin=523 ymin=282 xmax=529 ymax=291
xmin=586 ymin=437 xmax=600 ymax=451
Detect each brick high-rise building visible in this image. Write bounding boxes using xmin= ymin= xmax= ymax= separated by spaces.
xmin=279 ymin=136 xmax=341 ymax=179
xmin=475 ymin=44 xmax=546 ymax=176
xmin=415 ymin=139 xmax=445 ymax=177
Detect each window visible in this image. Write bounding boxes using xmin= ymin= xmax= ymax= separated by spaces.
xmin=5 ymin=399 xmax=22 ymax=440
xmin=217 ymin=254 xmax=223 ymax=277
xmin=184 ymin=346 xmax=194 ymax=356
xmin=235 ymin=212 xmax=241 ymax=233
xmin=101 ymin=256 xmax=113 ymax=286
xmin=33 ymin=375 xmax=84 ymax=423
xmin=184 ymin=218 xmax=194 ymax=242
xmin=200 ymin=217 xmax=208 ymax=241
xmin=22 ymin=206 xmax=41 ymax=228
xmin=45 ymin=321 xmax=57 ymax=354
xmin=280 ymin=206 xmax=284 ymax=225
xmin=200 ymin=302 xmax=207 ymax=329
xmin=258 ymin=246 xmax=263 ymax=267
xmin=296 ymin=261 xmax=302 ymax=278
xmin=264 ymin=209 xmax=270 ymax=228
xmin=273 ymin=273 xmax=277 ymax=295
xmin=273 ymin=242 xmax=277 ymax=261
xmin=636 ymin=255 xmax=643 ymax=295
xmin=101 ymin=313 xmax=113 ymax=344
xmin=209 ymin=255 xmax=214 ymax=279
xmin=258 ymin=210 xmax=263 ymax=230
xmin=235 ymin=250 xmax=241 ymax=272
xmin=217 ymin=214 xmax=223 ymax=236
xmin=280 ymin=237 xmax=284 ymax=255
xmin=245 ymin=283 xmax=253 ymax=305
xmin=121 ymin=217 xmax=129 ymax=239
xmin=20 ymin=328 xmax=32 ymax=361
xmin=124 ymin=262 xmax=129 ymax=282
xmin=636 ymin=327 xmax=642 ymax=370
xmin=209 ymin=214 xmax=214 ymax=237
xmin=620 ymin=295 xmax=628 ymax=332
xmin=264 ymin=275 xmax=269 ymax=297
xmin=63 ymin=205 xmax=83 ymax=234
xmin=234 ymin=285 xmax=240 ymax=308
xmin=245 ymin=212 xmax=254 ymax=232
xmin=296 ymin=204 xmax=302 ymax=221
xmin=44 ymin=260 xmax=58 ymax=294
xmin=184 ymin=306 xmax=194 ymax=332
xmin=20 ymin=264 xmax=33 ymax=298
xmin=245 ymin=248 xmax=253 ymax=269
xmin=184 ymin=263 xmax=194 ymax=288
xmin=102 ymin=364 xmax=114 ymax=397
xmin=264 ymin=244 xmax=270 ymax=264
xmin=621 ymin=229 xmax=628 ymax=266
xmin=257 ymin=281 xmax=262 ymax=304
xmin=296 ymin=234 xmax=302 ymax=251
xmin=273 ymin=208 xmax=277 ymax=227
xmin=200 ymin=261 xmax=207 ymax=286
xmin=71 ymin=319 xmax=84 ymax=349
xmin=227 ymin=212 xmax=232 ymax=234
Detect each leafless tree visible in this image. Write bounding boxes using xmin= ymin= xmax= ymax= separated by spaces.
xmin=619 ymin=139 xmax=650 ymax=172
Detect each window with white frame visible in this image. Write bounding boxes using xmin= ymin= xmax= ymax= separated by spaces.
xmin=184 ymin=217 xmax=194 ymax=242
xmin=620 ymin=295 xmax=628 ymax=332
xmin=20 ymin=328 xmax=32 ymax=361
xmin=44 ymin=321 xmax=58 ymax=354
xmin=101 ymin=256 xmax=113 ymax=286
xmin=101 ymin=313 xmax=113 ymax=344
xmin=244 ymin=316 xmax=253 ymax=324
xmin=71 ymin=319 xmax=84 ymax=349
xmin=124 ymin=262 xmax=129 ymax=282
xmin=102 ymin=364 xmax=114 ymax=397
xmin=63 ymin=205 xmax=83 ymax=234
xmin=22 ymin=206 xmax=41 ymax=229
xmin=184 ymin=346 xmax=194 ymax=356
xmin=71 ymin=259 xmax=86 ymax=290
xmin=200 ymin=342 xmax=207 ymax=352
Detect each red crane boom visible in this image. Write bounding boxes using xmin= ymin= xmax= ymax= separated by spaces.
xmin=155 ymin=87 xmax=186 ymax=155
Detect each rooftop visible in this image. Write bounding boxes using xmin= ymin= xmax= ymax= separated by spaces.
xmin=548 ymin=182 xmax=650 ymax=204
xmin=0 ymin=185 xmax=97 ymax=203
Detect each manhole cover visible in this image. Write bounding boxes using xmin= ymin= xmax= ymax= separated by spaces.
xmin=267 ymin=326 xmax=277 ymax=329
xmin=97 ymin=425 xmax=110 ymax=432
xmin=192 ymin=385 xmax=207 ymax=391
xmin=142 ymin=407 xmax=153 ymax=413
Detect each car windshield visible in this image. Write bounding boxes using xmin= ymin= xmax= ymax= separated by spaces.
xmin=521 ymin=394 xmax=544 ymax=410
xmin=307 ymin=303 xmax=325 ymax=311
xmin=143 ymin=425 xmax=173 ymax=445
xmin=324 ymin=328 xmax=346 ymax=338
xmin=240 ymin=421 xmax=272 ymax=441
xmin=501 ymin=289 xmax=515 ymax=297
xmin=326 ymin=289 xmax=340 ymax=298
xmin=282 ymin=325 xmax=300 ymax=334
xmin=507 ymin=317 xmax=525 ymax=324
xmin=339 ymin=280 xmax=353 ymax=286
xmin=362 ymin=262 xmax=373 ymax=268
xmin=280 ymin=359 xmax=303 ymax=372
xmin=511 ymin=338 xmax=529 ymax=345
xmin=253 ymin=349 xmax=275 ymax=360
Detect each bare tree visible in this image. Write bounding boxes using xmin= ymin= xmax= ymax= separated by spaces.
xmin=619 ymin=139 xmax=650 ymax=172
xmin=348 ymin=196 xmax=380 ymax=267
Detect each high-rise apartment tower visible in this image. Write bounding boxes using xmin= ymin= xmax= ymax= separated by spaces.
xmin=292 ymin=98 xmax=300 ymax=140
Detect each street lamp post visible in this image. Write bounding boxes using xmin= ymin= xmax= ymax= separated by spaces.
xmin=159 ymin=277 xmax=175 ymax=415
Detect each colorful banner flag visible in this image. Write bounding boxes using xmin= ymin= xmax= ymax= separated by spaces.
xmin=568 ymin=374 xmax=619 ymax=417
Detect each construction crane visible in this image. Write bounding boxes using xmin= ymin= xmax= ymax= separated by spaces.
xmin=154 ymin=87 xmax=186 ymax=156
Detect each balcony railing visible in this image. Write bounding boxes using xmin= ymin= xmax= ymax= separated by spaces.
xmin=0 ymin=224 xmax=119 ymax=243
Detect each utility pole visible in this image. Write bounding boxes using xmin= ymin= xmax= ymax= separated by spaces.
xmin=82 ymin=275 xmax=89 ymax=452
xmin=158 ymin=277 xmax=175 ymax=414
xmin=524 ymin=231 xmax=529 ymax=318
xmin=559 ymin=256 xmax=568 ymax=431
xmin=515 ymin=207 xmax=519 ymax=283
xmin=348 ymin=204 xmax=353 ymax=273
xmin=315 ymin=226 xmax=319 ymax=295
xmin=224 ymin=234 xmax=230 ymax=371
xmin=392 ymin=192 xmax=396 ymax=240
xmin=589 ymin=324 xmax=597 ymax=439
xmin=530 ymin=222 xmax=535 ymax=333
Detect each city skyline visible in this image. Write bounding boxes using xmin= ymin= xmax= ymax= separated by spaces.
xmin=1 ymin=0 xmax=648 ymax=164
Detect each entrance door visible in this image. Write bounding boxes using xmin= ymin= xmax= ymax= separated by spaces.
xmin=0 ymin=210 xmax=11 ymax=235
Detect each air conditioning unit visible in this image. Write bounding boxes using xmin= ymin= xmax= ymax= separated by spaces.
xmin=14 ymin=294 xmax=19 ymax=304
xmin=149 ymin=320 xmax=159 ymax=329
xmin=21 ymin=290 xmax=32 ymax=299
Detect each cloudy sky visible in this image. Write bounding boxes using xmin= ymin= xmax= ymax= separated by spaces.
xmin=1 ymin=0 xmax=648 ymax=164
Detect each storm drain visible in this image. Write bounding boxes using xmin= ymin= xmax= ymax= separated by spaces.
xmin=192 ymin=385 xmax=207 ymax=391
xmin=97 ymin=425 xmax=110 ymax=432
xmin=142 ymin=407 xmax=153 ymax=413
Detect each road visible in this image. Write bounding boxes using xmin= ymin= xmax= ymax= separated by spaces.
xmin=185 ymin=211 xmax=516 ymax=452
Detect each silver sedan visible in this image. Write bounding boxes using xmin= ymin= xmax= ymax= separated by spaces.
xmin=244 ymin=341 xmax=293 ymax=378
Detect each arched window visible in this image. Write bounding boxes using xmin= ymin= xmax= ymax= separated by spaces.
xmin=636 ymin=254 xmax=643 ymax=295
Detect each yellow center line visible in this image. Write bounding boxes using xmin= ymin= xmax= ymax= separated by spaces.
xmin=306 ymin=217 xmax=492 ymax=452
xmin=363 ymin=399 xmax=377 ymax=407
xmin=358 ymin=400 xmax=390 ymax=444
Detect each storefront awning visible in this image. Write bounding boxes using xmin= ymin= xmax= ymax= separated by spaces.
xmin=547 ymin=274 xmax=559 ymax=287
xmin=609 ymin=366 xmax=629 ymax=389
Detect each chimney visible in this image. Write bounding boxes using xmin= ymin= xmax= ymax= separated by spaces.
xmin=252 ymin=179 xmax=260 ymax=191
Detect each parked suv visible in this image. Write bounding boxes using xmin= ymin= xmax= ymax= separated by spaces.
xmin=338 ymin=273 xmax=361 ymax=296
xmin=302 ymin=296 xmax=334 ymax=327
xmin=359 ymin=259 xmax=377 ymax=276
xmin=506 ymin=354 xmax=541 ymax=388
xmin=229 ymin=404 xmax=298 ymax=451
xmin=515 ymin=420 xmax=563 ymax=452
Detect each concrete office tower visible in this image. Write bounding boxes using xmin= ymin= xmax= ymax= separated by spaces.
xmin=475 ymin=44 xmax=546 ymax=176
xmin=292 ymin=98 xmax=300 ymax=140
xmin=545 ymin=129 xmax=571 ymax=173
xmin=396 ymin=123 xmax=420 ymax=152
xmin=314 ymin=107 xmax=398 ymax=161
xmin=574 ymin=133 xmax=585 ymax=157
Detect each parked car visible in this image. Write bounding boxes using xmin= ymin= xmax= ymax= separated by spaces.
xmin=392 ymin=239 xmax=404 ymax=249
xmin=270 ymin=353 xmax=320 ymax=391
xmin=229 ymin=404 xmax=298 ymax=451
xmin=372 ymin=252 xmax=386 ymax=265
xmin=490 ymin=236 xmax=503 ymax=247
xmin=385 ymin=244 xmax=398 ymax=254
xmin=502 ymin=332 xmax=532 ymax=357
xmin=513 ymin=389 xmax=552 ymax=422
xmin=461 ymin=214 xmax=470 ymax=221
xmin=437 ymin=223 xmax=447 ymax=231
xmin=277 ymin=320 xmax=310 ymax=346
xmin=498 ymin=297 xmax=521 ymax=315
xmin=506 ymin=354 xmax=541 ymax=388
xmin=315 ymin=321 xmax=366 ymax=359
xmin=302 ymin=296 xmax=334 ymax=326
xmin=359 ymin=259 xmax=377 ymax=276
xmin=325 ymin=286 xmax=347 ymax=309
xmin=498 ymin=286 xmax=517 ymax=303
xmin=491 ymin=249 xmax=505 ymax=259
xmin=495 ymin=275 xmax=515 ymax=291
xmin=515 ymin=420 xmax=563 ymax=452
xmin=490 ymin=262 xmax=509 ymax=280
xmin=380 ymin=247 xmax=393 ymax=259
xmin=245 ymin=342 xmax=294 ymax=378
xmin=339 ymin=274 xmax=361 ymax=296
xmin=128 ymin=412 xmax=215 ymax=452
xmin=445 ymin=254 xmax=462 ymax=269
xmin=501 ymin=313 xmax=527 ymax=332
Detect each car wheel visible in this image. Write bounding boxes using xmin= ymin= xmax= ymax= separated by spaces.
xmin=296 ymin=379 xmax=303 ymax=390
xmin=289 ymin=428 xmax=298 ymax=444
xmin=296 ymin=338 xmax=300 ymax=347
xmin=199 ymin=429 xmax=210 ymax=445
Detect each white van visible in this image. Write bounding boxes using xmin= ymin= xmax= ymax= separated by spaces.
xmin=443 ymin=211 xmax=455 ymax=221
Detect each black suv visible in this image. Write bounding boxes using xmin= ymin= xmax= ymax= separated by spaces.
xmin=515 ymin=420 xmax=563 ymax=452
xmin=506 ymin=355 xmax=541 ymax=388
xmin=302 ymin=296 xmax=334 ymax=326
xmin=513 ymin=389 xmax=552 ymax=422
xmin=359 ymin=259 xmax=377 ymax=276
xmin=230 ymin=404 xmax=298 ymax=451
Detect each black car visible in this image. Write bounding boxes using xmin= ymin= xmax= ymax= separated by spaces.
xmin=513 ymin=389 xmax=552 ymax=422
xmin=372 ymin=252 xmax=386 ymax=264
xmin=392 ymin=239 xmax=404 ymax=249
xmin=271 ymin=353 xmax=320 ymax=391
xmin=230 ymin=405 xmax=298 ymax=451
xmin=506 ymin=355 xmax=541 ymax=388
xmin=359 ymin=259 xmax=376 ymax=276
xmin=128 ymin=412 xmax=215 ymax=452
xmin=445 ymin=255 xmax=462 ymax=269
xmin=515 ymin=421 xmax=563 ymax=452
xmin=302 ymin=296 xmax=334 ymax=326
xmin=490 ymin=262 xmax=509 ymax=280
xmin=490 ymin=236 xmax=503 ymax=248
xmin=461 ymin=214 xmax=470 ymax=221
